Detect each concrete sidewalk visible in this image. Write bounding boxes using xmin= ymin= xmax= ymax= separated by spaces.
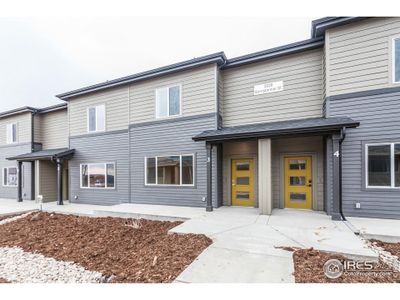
xmin=171 ymin=208 xmax=378 ymax=283
xmin=347 ymin=216 xmax=400 ymax=243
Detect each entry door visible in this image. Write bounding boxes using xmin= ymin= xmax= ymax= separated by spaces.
xmin=231 ymin=159 xmax=254 ymax=207
xmin=284 ymin=156 xmax=312 ymax=209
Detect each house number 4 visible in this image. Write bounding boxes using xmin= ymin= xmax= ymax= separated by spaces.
xmin=334 ymin=151 xmax=340 ymax=157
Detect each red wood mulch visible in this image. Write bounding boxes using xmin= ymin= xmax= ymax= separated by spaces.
xmin=293 ymin=248 xmax=400 ymax=283
xmin=0 ymin=212 xmax=211 ymax=283
xmin=371 ymin=239 xmax=400 ymax=258
xmin=0 ymin=278 xmax=10 ymax=283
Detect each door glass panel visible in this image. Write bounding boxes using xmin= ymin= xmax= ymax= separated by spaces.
xmin=290 ymin=176 xmax=306 ymax=186
xmin=395 ymin=144 xmax=400 ymax=187
xmin=290 ymin=192 xmax=306 ymax=202
xmin=236 ymin=192 xmax=250 ymax=200
xmin=289 ymin=160 xmax=306 ymax=170
xmin=236 ymin=162 xmax=249 ymax=171
xmin=236 ymin=177 xmax=250 ymax=185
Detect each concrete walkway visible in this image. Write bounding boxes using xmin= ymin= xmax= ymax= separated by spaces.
xmin=171 ymin=208 xmax=378 ymax=283
xmin=347 ymin=216 xmax=400 ymax=243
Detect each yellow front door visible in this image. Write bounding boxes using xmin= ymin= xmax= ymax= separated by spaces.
xmin=231 ymin=159 xmax=254 ymax=207
xmin=284 ymin=156 xmax=312 ymax=209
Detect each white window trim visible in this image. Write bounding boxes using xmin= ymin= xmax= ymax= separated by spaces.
xmin=80 ymin=162 xmax=116 ymax=189
xmin=392 ymin=36 xmax=400 ymax=84
xmin=365 ymin=142 xmax=400 ymax=189
xmin=144 ymin=154 xmax=195 ymax=187
xmin=155 ymin=84 xmax=182 ymax=119
xmin=2 ymin=166 xmax=18 ymax=187
xmin=87 ymin=104 xmax=106 ymax=133
xmin=6 ymin=123 xmax=17 ymax=144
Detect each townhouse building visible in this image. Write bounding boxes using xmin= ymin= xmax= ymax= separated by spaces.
xmin=1 ymin=17 xmax=400 ymax=220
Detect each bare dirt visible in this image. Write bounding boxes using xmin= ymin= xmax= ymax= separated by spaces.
xmin=371 ymin=240 xmax=400 ymax=258
xmin=0 ymin=212 xmax=212 ymax=283
xmin=292 ymin=248 xmax=400 ymax=283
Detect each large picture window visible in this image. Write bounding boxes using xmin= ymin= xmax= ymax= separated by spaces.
xmin=394 ymin=37 xmax=400 ymax=83
xmin=155 ymin=85 xmax=181 ymax=118
xmin=145 ymin=154 xmax=194 ymax=186
xmin=87 ymin=105 xmax=105 ymax=133
xmin=366 ymin=143 xmax=400 ymax=188
xmin=3 ymin=167 xmax=18 ymax=187
xmin=80 ymin=163 xmax=115 ymax=189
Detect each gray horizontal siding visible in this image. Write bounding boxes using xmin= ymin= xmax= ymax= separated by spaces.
xmin=327 ymin=90 xmax=400 ymax=219
xmin=69 ymin=131 xmax=129 ymax=205
xmin=130 ymin=114 xmax=217 ymax=207
xmin=0 ymin=143 xmax=33 ymax=200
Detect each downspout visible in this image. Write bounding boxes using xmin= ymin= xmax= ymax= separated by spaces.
xmin=338 ymin=126 xmax=346 ymax=221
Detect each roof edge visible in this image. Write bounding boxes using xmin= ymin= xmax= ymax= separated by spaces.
xmin=56 ymin=52 xmax=227 ymax=100
xmin=0 ymin=106 xmax=37 ymax=119
xmin=38 ymin=103 xmax=67 ymax=114
xmin=223 ymin=37 xmax=324 ymax=69
xmin=311 ymin=17 xmax=367 ymax=38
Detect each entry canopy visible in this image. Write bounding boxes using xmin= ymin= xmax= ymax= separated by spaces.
xmin=7 ymin=148 xmax=75 ymax=162
xmin=192 ymin=117 xmax=359 ymax=142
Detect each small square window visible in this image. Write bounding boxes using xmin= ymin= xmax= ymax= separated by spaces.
xmin=156 ymin=86 xmax=181 ymax=118
xmin=87 ymin=105 xmax=105 ymax=132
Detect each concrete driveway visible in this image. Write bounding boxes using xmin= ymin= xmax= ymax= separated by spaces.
xmin=171 ymin=208 xmax=378 ymax=283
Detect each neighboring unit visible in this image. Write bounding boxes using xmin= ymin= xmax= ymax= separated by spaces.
xmin=1 ymin=17 xmax=400 ymax=220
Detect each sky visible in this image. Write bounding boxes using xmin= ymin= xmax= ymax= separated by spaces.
xmin=0 ymin=17 xmax=316 ymax=112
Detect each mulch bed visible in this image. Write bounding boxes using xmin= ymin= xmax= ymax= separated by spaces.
xmin=371 ymin=240 xmax=400 ymax=258
xmin=0 ymin=278 xmax=10 ymax=283
xmin=292 ymin=248 xmax=400 ymax=283
xmin=0 ymin=212 xmax=28 ymax=222
xmin=0 ymin=212 xmax=211 ymax=283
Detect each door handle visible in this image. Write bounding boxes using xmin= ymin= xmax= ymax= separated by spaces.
xmin=307 ymin=179 xmax=312 ymax=187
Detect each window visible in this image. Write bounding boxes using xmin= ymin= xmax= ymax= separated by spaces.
xmin=3 ymin=167 xmax=18 ymax=187
xmin=87 ymin=105 xmax=105 ymax=133
xmin=80 ymin=163 xmax=115 ymax=189
xmin=394 ymin=38 xmax=400 ymax=83
xmin=145 ymin=154 xmax=194 ymax=186
xmin=6 ymin=123 xmax=17 ymax=144
xmin=366 ymin=143 xmax=400 ymax=188
xmin=155 ymin=85 xmax=181 ymax=118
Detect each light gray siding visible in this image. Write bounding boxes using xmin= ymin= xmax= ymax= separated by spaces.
xmin=129 ymin=64 xmax=217 ymax=124
xmin=130 ymin=114 xmax=217 ymax=207
xmin=0 ymin=143 xmax=33 ymax=200
xmin=221 ymin=49 xmax=324 ymax=127
xmin=35 ymin=109 xmax=69 ymax=150
xmin=0 ymin=112 xmax=32 ymax=146
xmin=326 ymin=17 xmax=400 ymax=96
xmin=69 ymin=131 xmax=129 ymax=205
xmin=327 ymin=90 xmax=400 ymax=219
xmin=68 ymin=86 xmax=129 ymax=137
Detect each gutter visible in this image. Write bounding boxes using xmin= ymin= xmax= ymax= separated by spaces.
xmin=338 ymin=126 xmax=346 ymax=221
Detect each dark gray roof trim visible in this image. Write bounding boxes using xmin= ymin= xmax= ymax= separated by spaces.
xmin=56 ymin=52 xmax=227 ymax=100
xmin=38 ymin=103 xmax=67 ymax=114
xmin=0 ymin=106 xmax=37 ymax=119
xmin=7 ymin=148 xmax=75 ymax=161
xmin=223 ymin=38 xmax=324 ymax=69
xmin=193 ymin=117 xmax=359 ymax=142
xmin=311 ymin=17 xmax=367 ymax=38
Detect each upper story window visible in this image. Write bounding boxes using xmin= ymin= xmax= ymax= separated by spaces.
xmin=6 ymin=123 xmax=17 ymax=144
xmin=366 ymin=143 xmax=400 ymax=188
xmin=87 ymin=105 xmax=105 ymax=133
xmin=155 ymin=85 xmax=181 ymax=118
xmin=394 ymin=38 xmax=400 ymax=83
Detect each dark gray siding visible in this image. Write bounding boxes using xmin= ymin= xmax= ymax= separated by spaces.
xmin=0 ymin=143 xmax=33 ymax=200
xmin=130 ymin=114 xmax=218 ymax=207
xmin=327 ymin=90 xmax=400 ymax=219
xmin=69 ymin=131 xmax=129 ymax=205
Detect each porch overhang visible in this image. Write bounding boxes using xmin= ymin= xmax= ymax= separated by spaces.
xmin=192 ymin=117 xmax=359 ymax=142
xmin=7 ymin=148 xmax=75 ymax=162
